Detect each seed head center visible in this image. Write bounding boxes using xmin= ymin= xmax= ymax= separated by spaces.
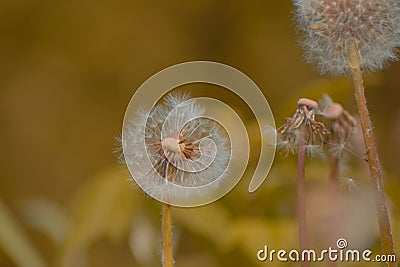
xmin=162 ymin=137 xmax=182 ymax=154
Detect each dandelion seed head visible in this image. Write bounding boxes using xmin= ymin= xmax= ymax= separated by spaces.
xmin=277 ymin=97 xmax=329 ymax=157
xmin=122 ymin=93 xmax=231 ymax=201
xmin=293 ymin=0 xmax=400 ymax=75
xmin=298 ymin=97 xmax=319 ymax=110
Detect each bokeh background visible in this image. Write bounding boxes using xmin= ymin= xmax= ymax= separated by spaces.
xmin=0 ymin=1 xmax=399 ymax=266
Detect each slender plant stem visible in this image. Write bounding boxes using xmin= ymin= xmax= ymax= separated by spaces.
xmin=348 ymin=43 xmax=396 ymax=267
xmin=328 ymin=138 xmax=339 ymax=267
xmin=162 ymin=162 xmax=173 ymax=267
xmin=297 ymin=125 xmax=310 ymax=267
xmin=162 ymin=203 xmax=173 ymax=267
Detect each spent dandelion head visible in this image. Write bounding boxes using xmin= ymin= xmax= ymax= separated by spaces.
xmin=122 ymin=92 xmax=230 ymax=200
xmin=293 ymin=0 xmax=400 ymax=75
xmin=277 ymin=98 xmax=329 ymax=157
xmin=322 ymin=97 xmax=357 ymax=157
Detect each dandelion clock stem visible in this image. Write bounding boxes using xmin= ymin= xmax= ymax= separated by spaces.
xmin=162 ymin=203 xmax=173 ymax=267
xmin=161 ymin=162 xmax=174 ymax=267
xmin=349 ymin=43 xmax=396 ymax=266
xmin=297 ymin=125 xmax=310 ymax=267
xmin=328 ymin=138 xmax=339 ymax=267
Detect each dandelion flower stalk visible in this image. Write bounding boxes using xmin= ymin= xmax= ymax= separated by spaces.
xmin=292 ymin=0 xmax=400 ymax=264
xmin=162 ymin=203 xmax=173 ymax=267
xmin=122 ymin=92 xmax=230 ymax=267
xmin=278 ymin=98 xmax=329 ymax=267
xmin=349 ymin=43 xmax=395 ymax=263
xmin=297 ymin=124 xmax=309 ymax=267
xmin=161 ymin=161 xmax=173 ymax=267
xmin=324 ymin=100 xmax=356 ymax=197
xmin=323 ymin=99 xmax=356 ymax=267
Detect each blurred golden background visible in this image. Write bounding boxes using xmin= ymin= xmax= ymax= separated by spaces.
xmin=0 ymin=1 xmax=399 ymax=266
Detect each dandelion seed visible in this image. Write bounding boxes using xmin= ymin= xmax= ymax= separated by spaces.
xmin=327 ymin=141 xmax=350 ymax=159
xmin=340 ymin=177 xmax=358 ymax=192
xmin=276 ymin=138 xmax=297 ymax=156
xmin=293 ymin=0 xmax=400 ymax=75
xmin=113 ymin=133 xmax=126 ymax=165
xmin=305 ymin=144 xmax=326 ymax=159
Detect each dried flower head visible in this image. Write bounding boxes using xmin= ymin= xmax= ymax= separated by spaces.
xmin=324 ymin=102 xmax=344 ymax=120
xmin=277 ymin=98 xmax=329 ymax=156
xmin=293 ymin=0 xmax=400 ymax=75
xmin=321 ymin=95 xmax=357 ymax=156
xmin=122 ymin=92 xmax=230 ymax=200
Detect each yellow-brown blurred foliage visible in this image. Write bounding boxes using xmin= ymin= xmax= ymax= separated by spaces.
xmin=0 ymin=1 xmax=399 ymax=267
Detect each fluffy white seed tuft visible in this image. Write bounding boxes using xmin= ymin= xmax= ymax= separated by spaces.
xmin=122 ymin=92 xmax=231 ymax=200
xmin=293 ymin=0 xmax=400 ymax=75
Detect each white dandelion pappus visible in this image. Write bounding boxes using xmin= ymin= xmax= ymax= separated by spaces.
xmin=121 ymin=61 xmax=276 ymax=205
xmin=293 ymin=0 xmax=400 ymax=75
xmin=340 ymin=177 xmax=358 ymax=192
xmin=122 ymin=93 xmax=231 ymax=205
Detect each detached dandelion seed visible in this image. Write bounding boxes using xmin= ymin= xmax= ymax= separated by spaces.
xmin=113 ymin=133 xmax=127 ymax=165
xmin=340 ymin=177 xmax=359 ymax=192
xmin=122 ymin=92 xmax=230 ymax=267
xmin=305 ymin=144 xmax=325 ymax=159
xmin=292 ymin=0 xmax=399 ymax=263
xmin=276 ymin=139 xmax=297 ymax=156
